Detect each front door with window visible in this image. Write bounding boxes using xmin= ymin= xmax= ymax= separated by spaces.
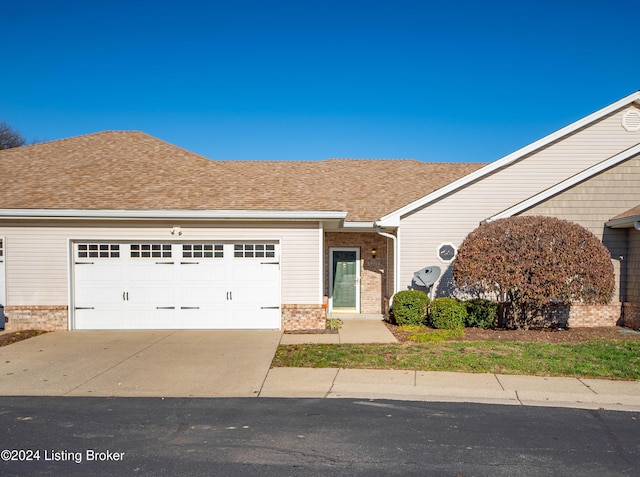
xmin=330 ymin=248 xmax=360 ymax=313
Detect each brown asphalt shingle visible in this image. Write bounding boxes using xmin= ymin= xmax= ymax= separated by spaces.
xmin=0 ymin=131 xmax=486 ymax=221
xmin=611 ymin=204 xmax=640 ymax=220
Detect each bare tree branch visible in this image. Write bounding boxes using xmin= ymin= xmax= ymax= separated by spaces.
xmin=0 ymin=121 xmax=27 ymax=150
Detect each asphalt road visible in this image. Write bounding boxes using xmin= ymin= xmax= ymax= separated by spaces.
xmin=0 ymin=397 xmax=638 ymax=476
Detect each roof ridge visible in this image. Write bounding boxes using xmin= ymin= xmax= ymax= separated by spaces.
xmin=0 ymin=130 xmax=145 ymax=152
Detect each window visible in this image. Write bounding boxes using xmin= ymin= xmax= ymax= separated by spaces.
xmin=0 ymin=238 xmax=3 ymax=258
xmin=77 ymin=243 xmax=120 ymax=259
xmin=182 ymin=244 xmax=223 ymax=258
xmin=234 ymin=243 xmax=275 ymax=258
xmin=130 ymin=243 xmax=172 ymax=258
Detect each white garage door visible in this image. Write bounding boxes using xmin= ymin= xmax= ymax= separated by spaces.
xmin=0 ymin=238 xmax=5 ymax=308
xmin=73 ymin=242 xmax=281 ymax=330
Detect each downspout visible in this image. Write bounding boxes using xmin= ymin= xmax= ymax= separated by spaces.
xmin=375 ymin=223 xmax=399 ymax=308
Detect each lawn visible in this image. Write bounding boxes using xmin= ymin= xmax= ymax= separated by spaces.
xmin=273 ymin=340 xmax=640 ymax=381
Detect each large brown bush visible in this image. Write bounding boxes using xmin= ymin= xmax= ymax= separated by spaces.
xmin=452 ymin=216 xmax=614 ymax=328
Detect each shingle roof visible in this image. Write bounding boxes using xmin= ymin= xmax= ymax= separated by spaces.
xmin=611 ymin=204 xmax=640 ymax=221
xmin=0 ymin=131 xmax=486 ymax=221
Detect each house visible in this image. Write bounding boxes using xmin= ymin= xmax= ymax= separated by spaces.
xmin=1 ymin=91 xmax=639 ymax=331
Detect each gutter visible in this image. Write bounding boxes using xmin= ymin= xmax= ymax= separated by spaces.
xmin=0 ymin=208 xmax=348 ymax=222
xmin=374 ymin=222 xmax=399 ymax=301
xmin=605 ymin=215 xmax=640 ymax=229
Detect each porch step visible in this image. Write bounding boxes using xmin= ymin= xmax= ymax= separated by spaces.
xmin=329 ymin=313 xmax=384 ymax=321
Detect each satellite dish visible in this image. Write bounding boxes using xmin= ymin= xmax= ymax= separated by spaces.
xmin=413 ymin=266 xmax=441 ymax=288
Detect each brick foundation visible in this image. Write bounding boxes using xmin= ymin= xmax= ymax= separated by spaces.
xmin=281 ymin=304 xmax=327 ymax=331
xmin=499 ymin=303 xmax=623 ymax=328
xmin=3 ymin=306 xmax=68 ymax=331
xmin=566 ymin=303 xmax=622 ymax=327
xmin=623 ymin=303 xmax=640 ymax=330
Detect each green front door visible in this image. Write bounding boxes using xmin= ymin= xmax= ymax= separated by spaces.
xmin=331 ymin=248 xmax=360 ymax=312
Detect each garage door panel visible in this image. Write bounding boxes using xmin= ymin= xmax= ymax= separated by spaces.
xmin=128 ymin=263 xmax=175 ymax=282
xmin=128 ymin=286 xmax=176 ymax=305
xmin=180 ymin=286 xmax=227 ymax=306
xmin=75 ymin=285 xmax=128 ymax=308
xmin=75 ymin=308 xmax=128 ymax=330
xmin=174 ymin=309 xmax=227 ymax=329
xmin=75 ymin=262 xmax=124 ymax=282
xmin=177 ymin=261 xmax=226 ymax=282
xmin=228 ymin=305 xmax=281 ymax=329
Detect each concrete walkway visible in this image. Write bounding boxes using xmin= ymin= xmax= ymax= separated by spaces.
xmin=280 ymin=317 xmax=397 ymax=344
xmin=271 ymin=318 xmax=640 ymax=412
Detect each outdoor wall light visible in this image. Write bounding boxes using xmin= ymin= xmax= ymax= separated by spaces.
xmin=371 ymin=248 xmax=377 ymax=258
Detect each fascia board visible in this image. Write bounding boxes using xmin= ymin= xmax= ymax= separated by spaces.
xmin=342 ymin=221 xmax=376 ymax=230
xmin=485 ymin=144 xmax=640 ymax=223
xmin=377 ymin=91 xmax=640 ymax=226
xmin=0 ymin=209 xmax=348 ymax=221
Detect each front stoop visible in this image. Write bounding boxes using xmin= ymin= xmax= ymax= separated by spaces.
xmin=330 ymin=313 xmax=384 ymax=321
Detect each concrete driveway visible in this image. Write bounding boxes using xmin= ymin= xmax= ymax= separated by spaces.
xmin=0 ymin=330 xmax=282 ymax=397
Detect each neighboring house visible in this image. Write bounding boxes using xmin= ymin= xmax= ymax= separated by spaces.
xmin=1 ymin=91 xmax=639 ymax=331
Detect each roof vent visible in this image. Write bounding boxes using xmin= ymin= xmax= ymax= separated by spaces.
xmin=622 ymin=110 xmax=640 ymax=132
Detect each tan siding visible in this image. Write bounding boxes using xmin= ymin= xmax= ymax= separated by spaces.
xmin=399 ymin=105 xmax=640 ymax=294
xmin=0 ymin=221 xmax=321 ymax=307
xmin=627 ymin=229 xmax=640 ymax=303
xmin=522 ymin=155 xmax=640 ymax=301
xmin=522 ymin=155 xmax=640 ymax=236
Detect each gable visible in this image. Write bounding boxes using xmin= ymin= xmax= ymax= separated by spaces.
xmin=378 ymin=91 xmax=640 ymax=227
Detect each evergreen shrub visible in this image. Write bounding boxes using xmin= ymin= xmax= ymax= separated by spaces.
xmin=391 ymin=290 xmax=430 ymax=326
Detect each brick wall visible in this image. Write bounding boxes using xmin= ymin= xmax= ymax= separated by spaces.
xmin=499 ymin=303 xmax=623 ymax=328
xmin=3 ymin=306 xmax=68 ymax=331
xmin=566 ymin=303 xmax=622 ymax=327
xmin=623 ymin=302 xmax=640 ymax=330
xmin=281 ymin=304 xmax=327 ymax=331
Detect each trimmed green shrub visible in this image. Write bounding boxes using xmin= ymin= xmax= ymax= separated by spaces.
xmin=391 ymin=290 xmax=430 ymax=326
xmin=429 ymin=297 xmax=466 ymax=330
xmin=464 ymin=298 xmax=498 ymax=329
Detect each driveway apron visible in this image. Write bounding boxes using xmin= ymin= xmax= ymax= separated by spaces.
xmin=0 ymin=330 xmax=282 ymax=397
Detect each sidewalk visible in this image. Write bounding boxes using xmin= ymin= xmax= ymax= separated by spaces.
xmin=268 ymin=318 xmax=640 ymax=412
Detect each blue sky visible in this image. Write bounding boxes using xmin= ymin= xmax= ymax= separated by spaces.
xmin=2 ymin=0 xmax=639 ymax=162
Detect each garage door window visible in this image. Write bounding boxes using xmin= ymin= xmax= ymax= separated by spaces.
xmin=77 ymin=243 xmax=120 ymax=258
xmin=183 ymin=244 xmax=223 ymax=258
xmin=234 ymin=243 xmax=275 ymax=258
xmin=130 ymin=244 xmax=172 ymax=258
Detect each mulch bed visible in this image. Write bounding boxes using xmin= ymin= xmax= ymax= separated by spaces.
xmin=384 ymin=322 xmax=640 ymax=344
xmin=0 ymin=330 xmax=48 ymax=347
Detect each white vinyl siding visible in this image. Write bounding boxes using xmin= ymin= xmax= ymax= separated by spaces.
xmin=0 ymin=221 xmax=322 ymax=307
xmin=398 ymin=105 xmax=640 ymax=294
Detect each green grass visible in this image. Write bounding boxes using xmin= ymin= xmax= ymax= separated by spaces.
xmin=272 ymin=340 xmax=640 ymax=380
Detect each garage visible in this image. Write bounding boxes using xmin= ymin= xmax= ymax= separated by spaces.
xmin=0 ymin=238 xmax=5 ymax=307
xmin=73 ymin=241 xmax=281 ymax=330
